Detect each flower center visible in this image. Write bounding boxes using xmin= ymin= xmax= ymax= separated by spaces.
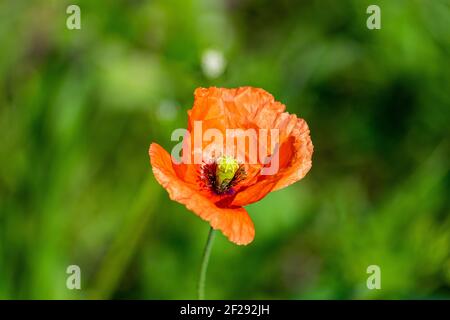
xmin=216 ymin=156 xmax=239 ymax=187
xmin=198 ymin=156 xmax=245 ymax=195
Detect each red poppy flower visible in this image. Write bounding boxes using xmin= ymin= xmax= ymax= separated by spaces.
xmin=149 ymin=87 xmax=313 ymax=245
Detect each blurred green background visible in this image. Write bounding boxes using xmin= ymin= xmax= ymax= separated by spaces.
xmin=0 ymin=0 xmax=449 ymax=299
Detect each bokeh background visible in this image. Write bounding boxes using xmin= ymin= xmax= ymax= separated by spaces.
xmin=0 ymin=0 xmax=449 ymax=299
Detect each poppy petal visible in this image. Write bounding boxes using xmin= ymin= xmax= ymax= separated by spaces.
xmin=183 ymin=87 xmax=313 ymax=207
xmin=231 ymin=116 xmax=313 ymax=206
xmin=149 ymin=143 xmax=255 ymax=245
xmin=188 ymin=87 xmax=285 ymax=133
xmin=272 ymin=117 xmax=313 ymax=191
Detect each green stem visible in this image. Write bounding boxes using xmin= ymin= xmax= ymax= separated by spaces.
xmin=197 ymin=227 xmax=216 ymax=300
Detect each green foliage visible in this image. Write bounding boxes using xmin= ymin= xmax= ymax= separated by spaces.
xmin=0 ymin=0 xmax=449 ymax=299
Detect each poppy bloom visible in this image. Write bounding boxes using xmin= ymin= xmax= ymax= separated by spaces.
xmin=149 ymin=87 xmax=313 ymax=245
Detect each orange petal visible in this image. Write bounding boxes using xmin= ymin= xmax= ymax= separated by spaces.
xmin=149 ymin=143 xmax=255 ymax=245
xmin=183 ymin=87 xmax=313 ymax=207
xmin=231 ymin=115 xmax=313 ymax=206
xmin=271 ymin=117 xmax=313 ymax=191
xmin=188 ymin=87 xmax=285 ymax=133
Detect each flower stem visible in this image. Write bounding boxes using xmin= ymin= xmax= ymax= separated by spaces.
xmin=197 ymin=227 xmax=216 ymax=300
